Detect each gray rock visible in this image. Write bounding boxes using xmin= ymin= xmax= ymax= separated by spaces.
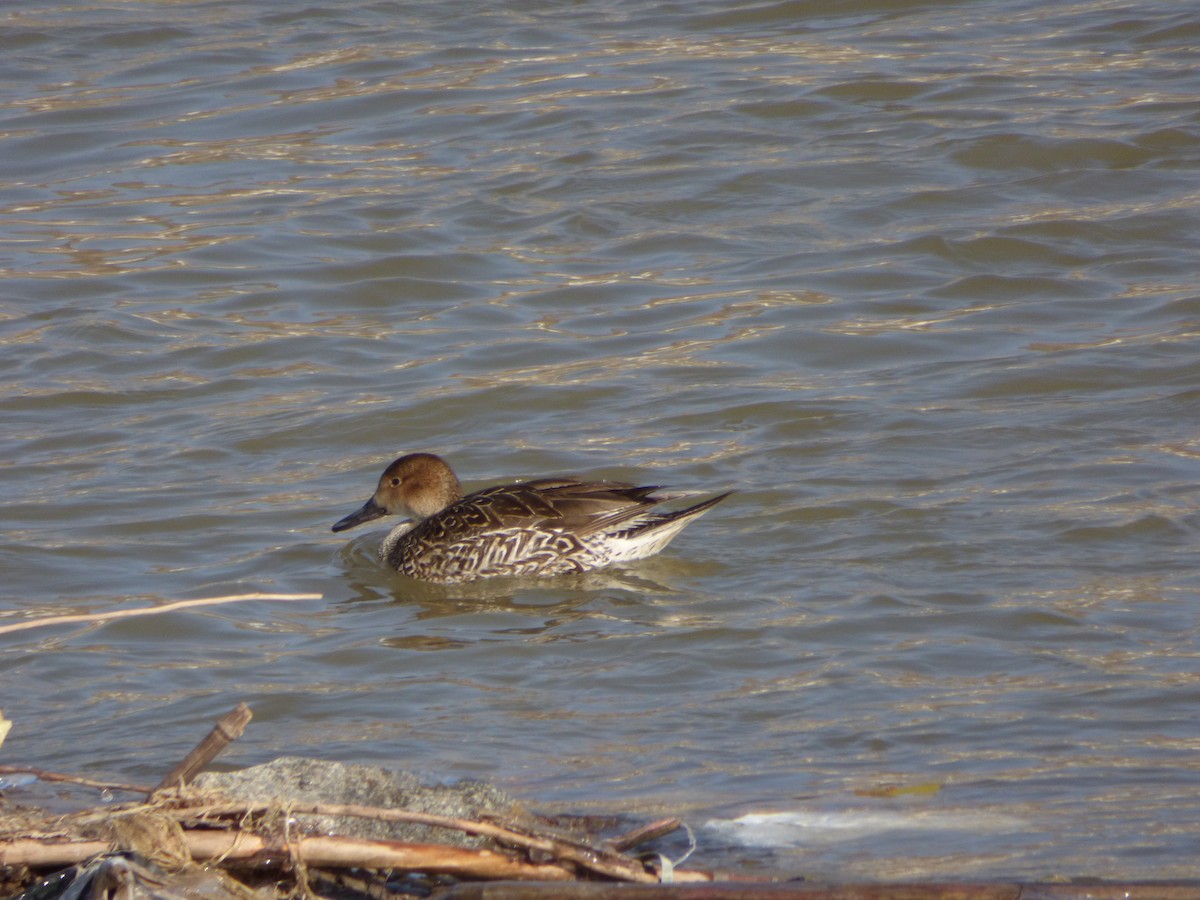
xmin=194 ymin=757 xmax=522 ymax=848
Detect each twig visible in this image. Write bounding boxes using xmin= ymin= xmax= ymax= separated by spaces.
xmin=0 ymin=765 xmax=153 ymax=795
xmin=152 ymin=703 xmax=253 ymax=796
xmin=606 ymin=817 xmax=682 ymax=852
xmin=0 ymin=593 xmax=322 ymax=637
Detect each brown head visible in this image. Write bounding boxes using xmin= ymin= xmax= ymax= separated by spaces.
xmin=332 ymin=452 xmax=464 ymax=532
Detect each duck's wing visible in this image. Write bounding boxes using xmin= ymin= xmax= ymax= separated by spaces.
xmin=460 ymin=479 xmax=662 ymax=531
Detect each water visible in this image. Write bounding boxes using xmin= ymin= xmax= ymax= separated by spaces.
xmin=3 ymin=0 xmax=1200 ymax=881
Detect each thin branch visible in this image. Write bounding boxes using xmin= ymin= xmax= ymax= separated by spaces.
xmin=606 ymin=817 xmax=682 ymax=852
xmin=0 ymin=594 xmax=322 ymax=637
xmin=0 ymin=765 xmax=153 ymax=795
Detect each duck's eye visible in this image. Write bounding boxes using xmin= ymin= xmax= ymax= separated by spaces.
xmin=390 ymin=477 xmax=401 ymax=487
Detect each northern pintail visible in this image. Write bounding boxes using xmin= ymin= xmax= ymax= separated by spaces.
xmin=332 ymin=452 xmax=730 ymax=584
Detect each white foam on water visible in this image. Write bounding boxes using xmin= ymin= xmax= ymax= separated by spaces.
xmin=705 ymin=809 xmax=1029 ymax=849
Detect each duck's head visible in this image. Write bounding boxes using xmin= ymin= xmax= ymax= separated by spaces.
xmin=331 ymin=452 xmax=464 ymax=533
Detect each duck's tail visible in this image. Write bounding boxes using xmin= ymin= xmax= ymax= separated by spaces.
xmin=605 ymin=491 xmax=732 ymax=562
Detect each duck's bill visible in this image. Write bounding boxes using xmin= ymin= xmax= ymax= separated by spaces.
xmin=332 ymin=496 xmax=387 ymax=532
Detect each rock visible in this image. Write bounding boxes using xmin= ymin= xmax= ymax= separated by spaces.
xmin=194 ymin=757 xmax=522 ymax=848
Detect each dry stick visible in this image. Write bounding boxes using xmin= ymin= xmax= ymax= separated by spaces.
xmin=0 ymin=765 xmax=153 ymax=795
xmin=0 ymin=839 xmax=112 ymax=869
xmin=606 ymin=817 xmax=683 ymax=852
xmin=188 ymin=832 xmax=577 ymax=882
xmin=0 ymin=593 xmax=323 ymax=637
xmin=170 ymin=801 xmax=665 ymax=884
xmin=152 ymin=702 xmax=253 ymax=796
xmin=0 ymin=833 xmax=575 ymax=882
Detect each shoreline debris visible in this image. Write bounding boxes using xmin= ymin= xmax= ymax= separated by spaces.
xmin=3 ymin=705 xmax=1198 ymax=899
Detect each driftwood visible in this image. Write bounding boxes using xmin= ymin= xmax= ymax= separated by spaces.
xmin=151 ymin=703 xmax=254 ymax=795
xmin=0 ymin=799 xmax=699 ymax=884
xmin=0 ymin=833 xmax=575 ymax=882
xmin=169 ymin=800 xmax=678 ymax=883
xmin=0 ymin=800 xmax=691 ymax=885
xmin=191 ymin=831 xmax=579 ymax=881
xmin=0 ymin=702 xmax=698 ymax=892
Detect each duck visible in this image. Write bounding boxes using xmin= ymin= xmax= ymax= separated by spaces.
xmin=332 ymin=452 xmax=730 ymax=584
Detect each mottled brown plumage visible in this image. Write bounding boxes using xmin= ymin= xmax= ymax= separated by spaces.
xmin=332 ymin=453 xmax=730 ymax=584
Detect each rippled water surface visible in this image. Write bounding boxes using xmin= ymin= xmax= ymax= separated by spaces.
xmin=4 ymin=0 xmax=1200 ymax=881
